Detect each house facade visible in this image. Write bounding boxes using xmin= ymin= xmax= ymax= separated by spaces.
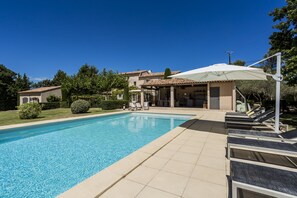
xmin=19 ymin=86 xmax=62 ymax=105
xmin=122 ymin=70 xmax=237 ymax=111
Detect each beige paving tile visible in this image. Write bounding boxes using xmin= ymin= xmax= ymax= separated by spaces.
xmin=142 ymin=156 xmax=169 ymax=170
xmin=148 ymin=171 xmax=188 ymax=196
xmin=197 ymin=155 xmax=226 ymax=171
xmin=178 ymin=144 xmax=204 ymax=155
xmin=162 ymin=159 xmax=195 ymax=177
xmin=200 ymin=146 xmax=226 ymax=159
xmin=191 ymin=165 xmax=227 ymax=186
xmin=154 ymin=149 xmax=176 ymax=159
xmin=126 ymin=165 xmax=159 ymax=185
xmin=171 ymin=151 xmax=199 ymax=164
xmin=162 ymin=143 xmax=182 ymax=152
xmin=170 ymin=138 xmax=187 ymax=145
xmin=100 ymin=179 xmax=144 ymax=198
xmin=136 ymin=186 xmax=179 ymax=198
xmin=183 ymin=178 xmax=227 ymax=198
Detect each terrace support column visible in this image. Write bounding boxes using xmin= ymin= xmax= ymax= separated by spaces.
xmin=232 ymin=81 xmax=236 ymax=112
xmin=140 ymin=90 xmax=144 ymax=107
xmin=170 ymin=86 xmax=174 ymax=108
xmin=152 ymin=90 xmax=156 ymax=106
xmin=207 ymin=83 xmax=210 ymax=110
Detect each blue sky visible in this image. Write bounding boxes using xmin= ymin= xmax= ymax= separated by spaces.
xmin=0 ymin=0 xmax=284 ymax=81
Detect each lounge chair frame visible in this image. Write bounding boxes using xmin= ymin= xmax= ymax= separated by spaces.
xmin=227 ymin=142 xmax=297 ymax=159
xmin=232 ymin=181 xmax=297 ymax=198
xmin=231 ymin=160 xmax=297 ymax=198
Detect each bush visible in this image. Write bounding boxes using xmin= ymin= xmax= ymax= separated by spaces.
xmin=40 ymin=102 xmax=61 ymax=110
xmin=71 ymin=95 xmax=103 ymax=108
xmin=70 ymin=99 xmax=90 ymax=114
xmin=46 ymin=95 xmax=61 ymax=102
xmin=18 ymin=103 xmax=42 ymax=119
xmin=101 ymin=100 xmax=129 ymax=110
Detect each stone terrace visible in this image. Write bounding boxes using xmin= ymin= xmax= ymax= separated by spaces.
xmin=99 ymin=109 xmax=228 ymax=198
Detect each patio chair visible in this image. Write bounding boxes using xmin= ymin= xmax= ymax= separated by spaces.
xmin=225 ymin=105 xmax=262 ymax=117
xmin=143 ymin=102 xmax=149 ymax=110
xmin=129 ymin=102 xmax=136 ymax=111
xmin=231 ymin=161 xmax=297 ymax=198
xmin=225 ymin=112 xmax=276 ymax=130
xmin=225 ymin=108 xmax=273 ymax=122
xmin=228 ymin=128 xmax=297 ymax=142
xmin=227 ymin=136 xmax=297 ymax=159
xmin=136 ymin=103 xmax=142 ymax=110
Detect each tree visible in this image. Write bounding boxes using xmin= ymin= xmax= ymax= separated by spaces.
xmin=164 ymin=68 xmax=171 ymax=79
xmin=233 ymin=60 xmax=246 ymax=66
xmin=0 ymin=64 xmax=17 ymax=110
xmin=31 ymin=79 xmax=53 ymax=88
xmin=268 ymin=0 xmax=297 ymax=85
xmin=52 ymin=70 xmax=68 ymax=86
xmin=77 ymin=64 xmax=98 ymax=78
xmin=14 ymin=73 xmax=31 ymax=91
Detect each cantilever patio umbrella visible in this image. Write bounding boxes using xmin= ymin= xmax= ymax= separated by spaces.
xmin=170 ymin=63 xmax=267 ymax=81
xmin=170 ymin=53 xmax=282 ymax=133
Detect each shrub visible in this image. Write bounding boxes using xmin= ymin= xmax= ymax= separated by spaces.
xmin=70 ymin=99 xmax=90 ymax=114
xmin=40 ymin=102 xmax=61 ymax=110
xmin=71 ymin=95 xmax=103 ymax=108
xmin=18 ymin=103 xmax=42 ymax=119
xmin=46 ymin=95 xmax=61 ymax=102
xmin=101 ymin=100 xmax=129 ymax=110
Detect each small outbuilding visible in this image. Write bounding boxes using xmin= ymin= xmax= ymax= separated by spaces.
xmin=19 ymin=86 xmax=62 ymax=105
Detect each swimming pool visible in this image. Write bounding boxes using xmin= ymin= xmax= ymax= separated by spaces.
xmin=0 ymin=112 xmax=191 ymax=198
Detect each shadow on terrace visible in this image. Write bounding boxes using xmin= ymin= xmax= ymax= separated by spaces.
xmin=179 ymin=119 xmax=226 ymax=135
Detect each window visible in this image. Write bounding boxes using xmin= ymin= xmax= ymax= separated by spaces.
xmin=133 ymin=81 xmax=137 ymax=86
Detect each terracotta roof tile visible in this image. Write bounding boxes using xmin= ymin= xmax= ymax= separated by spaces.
xmin=119 ymin=70 xmax=148 ymax=75
xmin=142 ymin=78 xmax=234 ymax=87
xmin=140 ymin=71 xmax=180 ymax=77
xmin=141 ymin=78 xmax=200 ymax=86
xmin=19 ymin=86 xmax=61 ymax=94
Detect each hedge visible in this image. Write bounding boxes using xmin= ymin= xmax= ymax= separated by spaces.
xmin=101 ymin=100 xmax=129 ymax=110
xmin=71 ymin=95 xmax=104 ymax=108
xmin=60 ymin=101 xmax=70 ymax=108
xmin=40 ymin=102 xmax=61 ymax=110
xmin=0 ymin=99 xmax=17 ymax=111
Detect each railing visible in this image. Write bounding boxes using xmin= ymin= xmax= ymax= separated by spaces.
xmin=236 ymin=87 xmax=247 ymax=112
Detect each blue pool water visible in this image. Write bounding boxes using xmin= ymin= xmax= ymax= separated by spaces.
xmin=0 ymin=112 xmax=191 ymax=198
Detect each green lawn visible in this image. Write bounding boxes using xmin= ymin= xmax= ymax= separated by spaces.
xmin=0 ymin=108 xmax=119 ymax=126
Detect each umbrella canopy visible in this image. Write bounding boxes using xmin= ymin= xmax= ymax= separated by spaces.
xmin=170 ymin=63 xmax=267 ymax=81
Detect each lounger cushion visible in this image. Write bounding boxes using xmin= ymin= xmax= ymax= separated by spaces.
xmin=231 ymin=161 xmax=297 ymax=196
xmin=228 ymin=137 xmax=297 ymax=152
xmin=281 ymin=129 xmax=297 ymax=139
xmin=228 ymin=129 xmax=279 ymax=138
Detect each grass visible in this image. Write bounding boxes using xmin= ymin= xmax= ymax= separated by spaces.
xmin=0 ymin=108 xmax=119 ymax=126
xmin=280 ymin=113 xmax=297 ymax=130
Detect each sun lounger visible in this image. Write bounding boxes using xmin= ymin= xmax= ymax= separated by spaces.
xmin=225 ymin=112 xmax=276 ymax=130
xmin=136 ymin=103 xmax=142 ymax=110
xmin=129 ymin=102 xmax=136 ymax=111
xmin=143 ymin=102 xmax=149 ymax=110
xmin=230 ymin=148 xmax=297 ymax=168
xmin=228 ymin=129 xmax=297 ymax=142
xmin=225 ymin=106 xmax=262 ymax=117
xmin=227 ymin=136 xmax=297 ymax=159
xmin=231 ymin=161 xmax=297 ymax=198
xmin=225 ymin=108 xmax=273 ymax=122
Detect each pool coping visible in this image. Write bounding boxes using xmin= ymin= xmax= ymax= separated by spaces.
xmin=57 ymin=113 xmax=198 ymax=198
xmin=0 ymin=111 xmax=127 ymax=131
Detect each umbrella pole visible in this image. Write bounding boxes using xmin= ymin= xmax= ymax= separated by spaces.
xmin=275 ymin=53 xmax=281 ymax=133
